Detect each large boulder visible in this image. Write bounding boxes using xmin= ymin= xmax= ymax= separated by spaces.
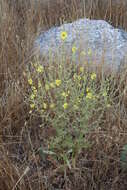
xmin=34 ymin=18 xmax=127 ymax=73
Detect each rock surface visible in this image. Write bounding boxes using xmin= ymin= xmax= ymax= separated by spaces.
xmin=34 ymin=18 xmax=127 ymax=72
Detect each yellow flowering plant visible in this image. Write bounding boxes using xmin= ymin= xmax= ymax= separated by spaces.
xmin=26 ymin=50 xmax=112 ymax=169
xmin=72 ymin=46 xmax=77 ymax=54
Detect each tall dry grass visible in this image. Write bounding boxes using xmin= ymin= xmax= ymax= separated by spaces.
xmin=0 ymin=1 xmax=127 ymax=190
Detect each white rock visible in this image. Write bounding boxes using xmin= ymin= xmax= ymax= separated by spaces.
xmin=34 ymin=18 xmax=127 ymax=72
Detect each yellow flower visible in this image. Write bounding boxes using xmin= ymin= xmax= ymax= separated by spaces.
xmin=50 ymin=103 xmax=55 ymax=109
xmin=30 ymin=103 xmax=35 ymax=109
xmin=72 ymin=46 xmax=77 ymax=54
xmin=86 ymin=87 xmax=90 ymax=93
xmin=55 ymin=79 xmax=61 ymax=87
xmin=43 ymin=103 xmax=47 ymax=109
xmin=60 ymin=31 xmax=68 ymax=40
xmin=34 ymin=90 xmax=37 ymax=95
xmin=28 ymin=78 xmax=33 ymax=85
xmin=63 ymin=103 xmax=68 ymax=110
xmin=36 ymin=65 xmax=44 ymax=73
xmin=91 ymin=73 xmax=96 ymax=80
xmin=62 ymin=92 xmax=68 ymax=98
xmin=45 ymin=84 xmax=50 ymax=91
xmin=86 ymin=92 xmax=93 ymax=99
xmin=50 ymin=82 xmax=55 ymax=88
xmin=32 ymin=86 xmax=37 ymax=95
xmin=79 ymin=67 xmax=84 ymax=73
xmin=32 ymin=86 xmax=36 ymax=90
xmin=103 ymin=91 xmax=107 ymax=97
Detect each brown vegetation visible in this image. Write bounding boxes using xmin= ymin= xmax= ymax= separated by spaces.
xmin=6 ymin=0 xmax=127 ymax=29
xmin=0 ymin=1 xmax=127 ymax=190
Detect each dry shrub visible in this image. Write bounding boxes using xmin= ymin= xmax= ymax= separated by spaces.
xmin=0 ymin=146 xmax=31 ymax=190
xmin=0 ymin=159 xmax=18 ymax=190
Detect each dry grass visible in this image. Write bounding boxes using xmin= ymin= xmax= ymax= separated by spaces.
xmin=0 ymin=0 xmax=127 ymax=189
